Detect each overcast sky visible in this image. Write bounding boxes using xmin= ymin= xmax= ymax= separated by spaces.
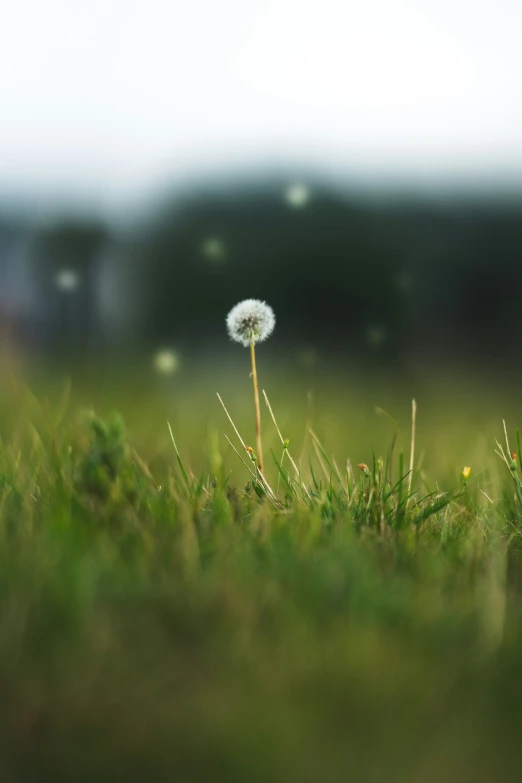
xmin=1 ymin=0 xmax=522 ymax=208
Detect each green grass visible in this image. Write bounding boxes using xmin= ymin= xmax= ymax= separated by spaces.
xmin=2 ymin=365 xmax=522 ymax=781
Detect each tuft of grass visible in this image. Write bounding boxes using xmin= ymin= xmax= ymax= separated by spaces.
xmin=1 ymin=389 xmax=522 ymax=781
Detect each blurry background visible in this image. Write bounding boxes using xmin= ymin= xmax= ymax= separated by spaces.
xmin=1 ymin=0 xmax=522 ymax=465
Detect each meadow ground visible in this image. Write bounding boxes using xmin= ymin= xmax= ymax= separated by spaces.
xmin=1 ymin=357 xmax=522 ymax=782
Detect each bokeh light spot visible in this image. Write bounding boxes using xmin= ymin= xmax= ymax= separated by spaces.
xmin=55 ymin=268 xmax=80 ymax=292
xmin=285 ymin=184 xmax=310 ymax=209
xmin=395 ymin=270 xmax=413 ymax=292
xmin=299 ymin=347 xmax=318 ymax=369
xmin=153 ymin=349 xmax=180 ymax=375
xmin=366 ymin=326 xmax=387 ymax=348
xmin=202 ymin=237 xmax=226 ymax=263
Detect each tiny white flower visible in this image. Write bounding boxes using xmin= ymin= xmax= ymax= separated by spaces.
xmin=55 ymin=268 xmax=80 ymax=292
xmin=226 ymin=299 xmax=275 ymax=347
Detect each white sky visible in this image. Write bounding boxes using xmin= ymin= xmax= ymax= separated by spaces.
xmin=1 ymin=0 xmax=522 ymax=206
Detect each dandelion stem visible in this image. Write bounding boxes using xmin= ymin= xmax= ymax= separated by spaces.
xmin=407 ymin=398 xmax=417 ymax=501
xmin=250 ymin=340 xmax=264 ymax=473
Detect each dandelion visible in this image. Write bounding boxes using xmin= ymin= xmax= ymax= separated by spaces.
xmin=226 ymin=299 xmax=275 ymax=348
xmin=462 ymin=466 xmax=471 ymax=480
xmin=226 ymin=299 xmax=275 ymax=472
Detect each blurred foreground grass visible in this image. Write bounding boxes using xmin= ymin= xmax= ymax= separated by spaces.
xmin=1 ymin=359 xmax=522 ymax=781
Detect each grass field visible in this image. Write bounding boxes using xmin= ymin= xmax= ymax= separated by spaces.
xmin=1 ymin=358 xmax=522 ymax=781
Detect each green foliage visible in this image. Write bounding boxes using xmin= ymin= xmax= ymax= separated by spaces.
xmin=76 ymin=412 xmax=128 ymax=499
xmin=0 ymin=404 xmax=522 ymax=781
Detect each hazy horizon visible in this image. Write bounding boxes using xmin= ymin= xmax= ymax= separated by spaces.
xmin=2 ymin=0 xmax=522 ymax=215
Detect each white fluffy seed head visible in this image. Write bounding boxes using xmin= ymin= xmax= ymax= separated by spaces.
xmin=226 ymin=299 xmax=275 ymax=347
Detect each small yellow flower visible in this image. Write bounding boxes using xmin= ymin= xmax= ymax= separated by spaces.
xmin=462 ymin=466 xmax=471 ymax=480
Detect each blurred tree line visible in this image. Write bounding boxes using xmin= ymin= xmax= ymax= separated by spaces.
xmin=1 ymin=175 xmax=522 ymax=362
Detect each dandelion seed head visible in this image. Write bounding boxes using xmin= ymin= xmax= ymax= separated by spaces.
xmin=55 ymin=268 xmax=80 ymax=292
xmin=226 ymin=299 xmax=275 ymax=347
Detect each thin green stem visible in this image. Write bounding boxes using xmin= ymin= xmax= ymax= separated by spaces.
xmin=250 ymin=340 xmax=263 ymax=473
